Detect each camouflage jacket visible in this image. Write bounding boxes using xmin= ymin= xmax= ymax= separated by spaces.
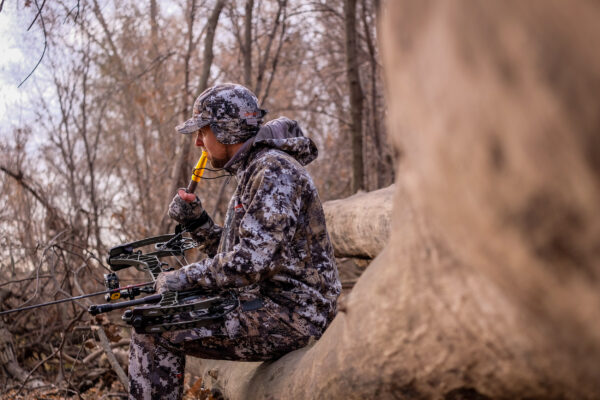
xmin=173 ymin=118 xmax=341 ymax=339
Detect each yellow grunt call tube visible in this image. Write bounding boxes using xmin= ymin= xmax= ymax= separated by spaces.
xmin=186 ymin=151 xmax=208 ymax=193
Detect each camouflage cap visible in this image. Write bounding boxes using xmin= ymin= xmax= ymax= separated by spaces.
xmin=176 ymin=83 xmax=267 ymax=144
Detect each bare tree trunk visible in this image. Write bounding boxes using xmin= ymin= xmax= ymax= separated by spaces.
xmin=243 ymin=0 xmax=254 ymax=88
xmin=150 ymin=0 xmax=159 ymax=56
xmin=254 ymin=0 xmax=285 ymax=97
xmin=170 ymin=0 xmax=226 ymax=207
xmin=199 ymin=0 xmax=226 ymax=91
xmin=361 ymin=0 xmax=384 ymax=189
xmin=171 ymin=0 xmax=198 ymax=194
xmin=344 ymin=0 xmax=365 ymax=193
xmin=79 ymin=46 xmax=104 ymax=253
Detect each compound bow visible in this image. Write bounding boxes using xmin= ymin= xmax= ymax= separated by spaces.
xmin=0 ymin=152 xmax=238 ymax=333
xmin=89 ymin=224 xmax=238 ymax=334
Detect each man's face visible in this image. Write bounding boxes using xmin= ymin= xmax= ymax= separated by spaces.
xmin=195 ymin=126 xmax=229 ymax=168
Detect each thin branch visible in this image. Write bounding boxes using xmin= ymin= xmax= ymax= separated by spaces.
xmin=64 ymin=327 xmax=90 ymax=398
xmin=0 ymin=165 xmax=66 ymax=226
xmin=15 ymin=309 xmax=85 ymax=396
xmin=15 ymin=349 xmax=58 ymax=395
xmin=0 ymin=275 xmax=52 ymax=288
xmin=72 ymin=266 xmax=129 ymax=391
xmin=255 ymin=0 xmax=285 ymax=96
xmin=18 ymin=0 xmax=48 ymax=87
xmin=261 ymin=0 xmax=288 ymax=104
xmin=26 ymin=0 xmax=47 ymax=31
xmin=64 ymin=0 xmax=81 ymax=23
xmin=82 ymin=339 xmax=130 ymax=364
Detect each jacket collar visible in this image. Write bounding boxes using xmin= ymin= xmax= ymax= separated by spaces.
xmin=223 ymin=136 xmax=256 ymax=175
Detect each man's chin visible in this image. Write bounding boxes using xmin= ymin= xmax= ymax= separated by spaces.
xmin=210 ymin=158 xmax=227 ymax=169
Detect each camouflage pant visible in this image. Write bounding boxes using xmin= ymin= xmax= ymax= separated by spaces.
xmin=128 ymin=296 xmax=318 ymax=400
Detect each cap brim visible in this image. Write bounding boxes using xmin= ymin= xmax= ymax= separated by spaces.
xmin=175 ymin=118 xmax=211 ymax=134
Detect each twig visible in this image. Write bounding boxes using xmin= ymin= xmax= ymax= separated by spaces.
xmin=26 ymin=0 xmax=47 ymax=30
xmin=55 ymin=310 xmax=86 ymax=396
xmin=64 ymin=328 xmax=90 ymax=399
xmin=0 ymin=275 xmax=52 ymax=288
xmin=72 ymin=267 xmax=129 ymax=391
xmin=0 ymin=165 xmax=67 ymax=228
xmin=19 ymin=0 xmax=49 ymax=87
xmin=15 ymin=348 xmax=58 ymax=396
xmin=82 ymin=339 xmax=130 ymax=364
xmin=64 ymin=0 xmax=81 ymax=23
xmin=95 ymin=327 xmax=129 ymax=391
xmin=8 ymin=230 xmax=69 ymax=310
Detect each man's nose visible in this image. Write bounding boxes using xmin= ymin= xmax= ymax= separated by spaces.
xmin=195 ymin=135 xmax=204 ymax=147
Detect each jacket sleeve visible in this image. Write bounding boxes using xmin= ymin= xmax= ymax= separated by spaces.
xmin=178 ymin=159 xmax=302 ymax=289
xmin=188 ymin=217 xmax=223 ymax=258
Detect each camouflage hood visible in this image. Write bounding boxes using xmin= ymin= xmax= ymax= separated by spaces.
xmin=224 ymin=117 xmax=318 ymax=174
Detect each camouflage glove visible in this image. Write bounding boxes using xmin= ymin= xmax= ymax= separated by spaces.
xmin=168 ymin=189 xmax=209 ymax=228
xmin=154 ymin=270 xmax=190 ymax=294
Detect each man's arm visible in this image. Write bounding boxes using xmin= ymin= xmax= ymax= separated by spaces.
xmin=187 ymin=218 xmax=223 ymax=257
xmin=174 ymin=158 xmax=303 ymax=290
xmin=168 ymin=188 xmax=223 ymax=257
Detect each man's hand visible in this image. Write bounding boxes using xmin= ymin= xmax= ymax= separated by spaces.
xmin=178 ymin=188 xmax=196 ymax=203
xmin=154 ymin=270 xmax=190 ymax=294
xmin=168 ymin=189 xmax=205 ymax=225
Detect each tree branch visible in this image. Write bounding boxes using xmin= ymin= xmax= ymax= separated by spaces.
xmin=18 ymin=0 xmax=48 ymax=87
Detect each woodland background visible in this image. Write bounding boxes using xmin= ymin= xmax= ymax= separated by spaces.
xmin=0 ymin=0 xmax=390 ymax=397
xmin=4 ymin=1 xmax=600 ymax=399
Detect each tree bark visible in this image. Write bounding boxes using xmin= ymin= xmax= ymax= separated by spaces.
xmin=344 ymin=0 xmax=365 ymax=193
xmin=199 ymin=0 xmax=226 ymax=91
xmin=242 ymin=0 xmax=254 ymax=88
xmin=171 ymin=0 xmax=198 ymax=194
xmin=170 ymin=0 xmax=225 ymax=204
xmin=186 ymin=1 xmax=600 ymax=398
xmin=361 ymin=0 xmax=385 ymax=189
xmin=192 ymin=182 xmax=587 ymax=399
xmin=323 ymin=185 xmax=393 ymax=259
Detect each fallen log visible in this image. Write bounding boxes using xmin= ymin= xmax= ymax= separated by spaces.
xmin=323 ymin=185 xmax=394 ymax=259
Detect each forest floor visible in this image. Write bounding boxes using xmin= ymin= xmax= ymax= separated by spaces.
xmin=2 ymin=372 xmax=217 ymax=399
